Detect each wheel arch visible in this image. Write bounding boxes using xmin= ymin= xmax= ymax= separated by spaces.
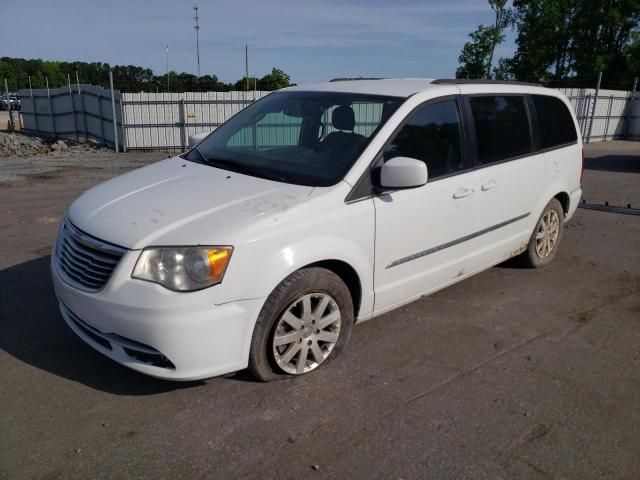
xmin=554 ymin=191 xmax=570 ymax=216
xmin=530 ymin=177 xmax=572 ymax=228
xmin=304 ymin=259 xmax=362 ymax=319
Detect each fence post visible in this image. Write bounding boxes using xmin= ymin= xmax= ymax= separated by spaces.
xmin=96 ymin=89 xmax=105 ymax=143
xmin=579 ymin=93 xmax=590 ymax=138
xmin=4 ymin=78 xmax=14 ymax=132
xmin=108 ymin=70 xmax=119 ymax=153
xmin=76 ymin=72 xmax=87 ymax=141
xmin=577 ymin=92 xmax=587 ymax=135
xmin=625 ymin=77 xmax=637 ymax=140
xmin=586 ymin=71 xmax=602 ymax=144
xmin=179 ymin=98 xmax=186 ymax=151
xmin=119 ymin=95 xmax=127 ymax=153
xmin=28 ymin=75 xmax=40 ymax=135
xmin=604 ymin=94 xmax=613 ymax=141
xmin=46 ymin=77 xmax=57 ymax=139
xmin=68 ymin=74 xmax=78 ymax=141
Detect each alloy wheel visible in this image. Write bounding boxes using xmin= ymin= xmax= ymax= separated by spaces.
xmin=272 ymin=293 xmax=342 ymax=374
xmin=535 ymin=210 xmax=560 ymax=259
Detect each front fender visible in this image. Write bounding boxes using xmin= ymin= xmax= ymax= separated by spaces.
xmin=213 ymin=197 xmax=376 ymax=319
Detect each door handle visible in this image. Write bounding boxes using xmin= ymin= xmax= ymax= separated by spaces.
xmin=481 ymin=179 xmax=498 ymax=191
xmin=453 ymin=187 xmax=474 ymax=199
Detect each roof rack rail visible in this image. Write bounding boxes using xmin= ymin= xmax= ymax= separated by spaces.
xmin=431 ymin=79 xmax=543 ymax=87
xmin=329 ymin=77 xmax=386 ymax=82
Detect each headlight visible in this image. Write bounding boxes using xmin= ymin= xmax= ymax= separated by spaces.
xmin=132 ymin=246 xmax=233 ymax=292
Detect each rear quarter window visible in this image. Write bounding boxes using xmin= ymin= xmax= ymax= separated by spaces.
xmin=532 ymin=95 xmax=578 ymax=149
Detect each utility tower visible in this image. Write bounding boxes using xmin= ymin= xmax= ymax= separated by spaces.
xmin=193 ymin=2 xmax=201 ymax=79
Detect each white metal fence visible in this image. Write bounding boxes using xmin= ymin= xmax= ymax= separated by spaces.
xmin=121 ymin=91 xmax=270 ymax=150
xmin=18 ymin=85 xmax=123 ymax=148
xmin=16 ymin=85 xmax=639 ymax=151
xmin=558 ymin=87 xmax=639 ymax=142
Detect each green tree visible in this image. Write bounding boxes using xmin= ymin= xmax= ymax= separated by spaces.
xmin=232 ymin=76 xmax=258 ymax=91
xmin=624 ymin=31 xmax=640 ymax=76
xmin=456 ymin=0 xmax=513 ymax=79
xmin=0 ymin=56 xmax=294 ymax=93
xmin=258 ymin=68 xmax=293 ymax=90
xmin=505 ymin=0 xmax=639 ymax=85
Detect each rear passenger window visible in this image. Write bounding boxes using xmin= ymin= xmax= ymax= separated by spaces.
xmin=469 ymin=96 xmax=531 ymax=164
xmin=533 ymin=95 xmax=577 ymax=149
xmin=384 ymin=100 xmax=464 ymax=180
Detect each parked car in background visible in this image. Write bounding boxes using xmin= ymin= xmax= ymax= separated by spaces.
xmin=0 ymin=95 xmax=20 ymax=111
xmin=51 ymin=78 xmax=583 ymax=381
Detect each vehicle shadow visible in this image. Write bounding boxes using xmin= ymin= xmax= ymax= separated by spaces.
xmin=584 ymin=152 xmax=640 ymax=173
xmin=0 ymin=256 xmax=205 ymax=395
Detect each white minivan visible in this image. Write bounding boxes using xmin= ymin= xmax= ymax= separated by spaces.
xmin=52 ymin=78 xmax=583 ymax=381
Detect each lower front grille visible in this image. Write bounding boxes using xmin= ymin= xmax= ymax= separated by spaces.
xmin=54 ymin=219 xmax=126 ymax=292
xmin=62 ymin=304 xmax=176 ymax=370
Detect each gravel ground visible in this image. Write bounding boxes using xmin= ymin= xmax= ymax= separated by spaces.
xmin=0 ymin=142 xmax=639 ymax=479
xmin=0 ymin=149 xmax=167 ymax=185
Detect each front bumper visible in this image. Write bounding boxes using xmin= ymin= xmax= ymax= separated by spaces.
xmin=51 ymin=254 xmax=265 ymax=381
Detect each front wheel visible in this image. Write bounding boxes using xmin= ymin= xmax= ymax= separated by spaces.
xmin=248 ymin=267 xmax=354 ymax=381
xmin=520 ymin=198 xmax=564 ymax=268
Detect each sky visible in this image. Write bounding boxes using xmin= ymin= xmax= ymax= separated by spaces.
xmin=0 ymin=0 xmax=516 ymax=85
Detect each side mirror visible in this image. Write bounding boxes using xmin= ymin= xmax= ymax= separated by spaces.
xmin=379 ymin=156 xmax=428 ymax=189
xmin=188 ymin=131 xmax=211 ymax=149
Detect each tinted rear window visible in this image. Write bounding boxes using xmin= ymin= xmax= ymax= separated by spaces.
xmin=469 ymin=96 xmax=531 ymax=164
xmin=533 ymin=95 xmax=577 ymax=149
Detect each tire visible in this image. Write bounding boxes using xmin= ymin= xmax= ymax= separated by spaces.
xmin=248 ymin=267 xmax=354 ymax=382
xmin=520 ymin=198 xmax=565 ymax=268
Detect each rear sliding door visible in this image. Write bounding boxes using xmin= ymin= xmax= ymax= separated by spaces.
xmin=463 ymin=94 xmax=545 ymax=273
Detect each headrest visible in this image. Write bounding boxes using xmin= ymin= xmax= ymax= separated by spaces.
xmin=332 ymin=105 xmax=355 ymax=131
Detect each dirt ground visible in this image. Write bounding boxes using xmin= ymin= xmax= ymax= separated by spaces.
xmin=1 ymin=141 xmax=639 ymax=479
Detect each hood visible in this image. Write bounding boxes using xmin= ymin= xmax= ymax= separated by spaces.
xmin=68 ymin=157 xmax=313 ymax=249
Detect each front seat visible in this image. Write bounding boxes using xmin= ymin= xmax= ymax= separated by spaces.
xmin=318 ymin=105 xmax=365 ymax=153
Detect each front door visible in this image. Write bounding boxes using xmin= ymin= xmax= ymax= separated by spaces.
xmin=373 ymin=98 xmax=477 ymax=314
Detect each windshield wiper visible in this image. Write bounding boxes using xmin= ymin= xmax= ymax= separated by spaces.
xmin=204 ymin=157 xmax=286 ymax=182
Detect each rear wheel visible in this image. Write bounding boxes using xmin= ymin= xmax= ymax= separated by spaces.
xmin=520 ymin=198 xmax=564 ymax=268
xmin=248 ymin=267 xmax=354 ymax=381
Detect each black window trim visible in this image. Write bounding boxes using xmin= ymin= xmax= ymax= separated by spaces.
xmin=462 ymin=93 xmax=579 ymax=173
xmin=344 ymin=92 xmax=580 ymax=204
xmin=529 ymin=93 xmax=579 ymax=152
xmin=463 ymin=93 xmax=537 ymax=170
xmin=345 ymin=94 xmax=472 ymax=203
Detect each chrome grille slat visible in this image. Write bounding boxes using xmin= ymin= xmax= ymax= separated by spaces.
xmin=61 ymin=241 xmax=117 ymax=272
xmin=58 ymin=263 xmax=102 ymax=288
xmin=58 ymin=259 xmax=104 ymax=284
xmin=61 ymin=245 xmax=113 ymax=275
xmin=59 ymin=255 xmax=107 ymax=283
xmin=63 ymin=235 xmax=120 ymax=265
xmin=59 ymin=248 xmax=113 ymax=277
xmin=54 ymin=219 xmax=126 ymax=291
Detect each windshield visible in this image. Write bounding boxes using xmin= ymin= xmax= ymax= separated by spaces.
xmin=184 ymin=91 xmax=404 ymax=186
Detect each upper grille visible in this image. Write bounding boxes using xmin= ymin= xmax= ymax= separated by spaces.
xmin=54 ymin=219 xmax=126 ymax=291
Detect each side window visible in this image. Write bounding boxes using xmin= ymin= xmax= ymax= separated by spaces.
xmin=383 ymin=100 xmax=464 ymax=180
xmin=469 ymin=96 xmax=531 ymax=164
xmin=533 ymin=95 xmax=578 ymax=149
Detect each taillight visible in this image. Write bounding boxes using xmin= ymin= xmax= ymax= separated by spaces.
xmin=580 ymin=148 xmax=584 ymax=184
